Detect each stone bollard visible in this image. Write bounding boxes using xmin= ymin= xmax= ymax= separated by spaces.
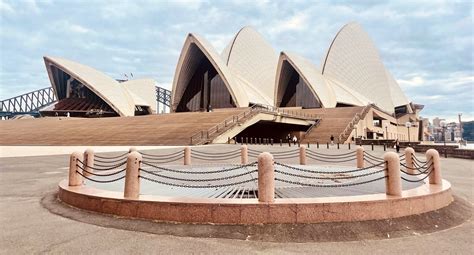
xmin=299 ymin=146 xmax=306 ymax=165
xmin=241 ymin=145 xmax=248 ymax=165
xmin=384 ymin=151 xmax=402 ymax=196
xmin=129 ymin=147 xmax=137 ymax=153
xmin=426 ymin=149 xmax=442 ymax=184
xmin=258 ymin=152 xmax=275 ymax=203
xmin=184 ymin=146 xmax=191 ymax=165
xmin=83 ymin=149 xmax=95 ymax=177
xmin=124 ymin=151 xmax=142 ymax=199
xmin=356 ymin=146 xmax=364 ymax=168
xmin=69 ymin=151 xmax=83 ymax=186
xmin=404 ymin=147 xmax=415 ymax=174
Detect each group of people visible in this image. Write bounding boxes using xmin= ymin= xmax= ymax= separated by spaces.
xmin=286 ymin=133 xmax=401 ymax=153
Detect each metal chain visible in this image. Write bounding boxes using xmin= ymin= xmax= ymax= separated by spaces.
xmin=142 ymin=156 xmax=183 ymax=164
xmin=364 ymin=157 xmax=384 ymax=166
xmin=77 ymin=159 xmax=127 ymax=171
xmin=139 ymin=175 xmax=258 ymax=188
xmin=140 ymin=168 xmax=258 ymax=182
xmin=142 ymin=153 xmax=183 ymax=161
xmin=307 ymin=150 xmax=356 ymax=157
xmin=306 ymin=154 xmax=357 ymax=163
xmin=141 ymin=161 xmax=257 ymax=174
xmin=274 ymin=161 xmax=385 ymax=174
xmin=400 ymin=163 xmax=433 ymax=176
xmin=76 ymin=170 xmax=126 ymax=183
xmin=412 ymin=155 xmax=427 ymax=164
xmin=93 ymin=160 xmax=127 ymax=168
xmin=275 ymin=175 xmax=388 ymax=188
xmin=401 ymin=167 xmax=434 ymax=182
xmin=400 ymin=160 xmax=432 ymax=170
xmin=247 ymin=148 xmax=300 ymax=155
xmin=94 ymin=157 xmax=127 ymax=164
xmin=191 ymin=148 xmax=241 ymax=156
xmin=306 ymin=151 xmax=356 ymax=160
xmin=94 ymin=152 xmax=128 ymax=160
xmin=140 ymin=150 xmax=182 ymax=158
xmin=274 ymin=167 xmax=386 ymax=180
xmin=77 ymin=164 xmax=126 ymax=177
xmin=190 ymin=153 xmax=241 ymax=161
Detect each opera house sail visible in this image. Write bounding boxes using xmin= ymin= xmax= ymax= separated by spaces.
xmin=41 ymin=56 xmax=156 ymax=117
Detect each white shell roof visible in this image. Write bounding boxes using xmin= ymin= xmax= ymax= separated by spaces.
xmin=44 ymin=56 xmax=155 ymax=117
xmin=122 ymin=78 xmax=157 ymax=113
xmin=171 ymin=33 xmax=250 ymax=110
xmin=321 ymin=22 xmax=408 ymax=112
xmin=222 ymin=26 xmax=278 ymax=105
xmin=275 ymin=52 xmax=337 ymax=108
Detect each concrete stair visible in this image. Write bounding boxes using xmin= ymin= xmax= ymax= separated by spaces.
xmin=298 ymin=106 xmax=365 ymax=144
xmin=0 ymin=109 xmax=248 ymax=145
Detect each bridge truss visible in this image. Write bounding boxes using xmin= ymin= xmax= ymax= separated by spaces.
xmin=1 ymin=86 xmax=172 ymax=118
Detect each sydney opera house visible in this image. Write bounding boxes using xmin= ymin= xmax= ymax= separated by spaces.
xmin=24 ymin=22 xmax=423 ymax=144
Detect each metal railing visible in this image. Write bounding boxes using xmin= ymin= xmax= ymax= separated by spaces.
xmin=0 ymin=87 xmax=56 ymax=117
xmin=189 ymin=104 xmax=322 ymax=145
xmin=338 ymin=104 xmax=372 ymax=143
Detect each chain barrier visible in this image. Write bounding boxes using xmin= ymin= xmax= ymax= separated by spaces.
xmin=140 ymin=150 xmax=182 ymax=158
xmin=363 ymin=152 xmax=384 ymax=162
xmin=274 ymin=161 xmax=385 ymax=174
xmin=275 ymin=175 xmax=388 ymax=188
xmin=94 ymin=152 xmax=128 ymax=160
xmin=412 ymin=154 xmax=427 ymax=164
xmin=248 ymin=148 xmax=300 ymax=155
xmin=306 ymin=150 xmax=356 ymax=158
xmin=142 ymin=153 xmax=183 ymax=161
xmin=413 ymin=159 xmax=432 ymax=170
xmin=401 ymin=167 xmax=434 ymax=182
xmin=191 ymin=148 xmax=241 ymax=156
xmin=190 ymin=153 xmax=241 ymax=161
xmin=93 ymin=160 xmax=127 ymax=168
xmin=306 ymin=154 xmax=357 ymax=163
xmin=76 ymin=164 xmax=126 ymax=177
xmin=274 ymin=167 xmax=386 ymax=180
xmin=77 ymin=159 xmax=127 ymax=171
xmin=140 ymin=168 xmax=258 ymax=182
xmin=364 ymin=157 xmax=385 ymax=167
xmin=400 ymin=160 xmax=433 ymax=171
xmin=75 ymin=170 xmax=126 ymax=183
xmin=139 ymin=175 xmax=258 ymax=188
xmin=141 ymin=161 xmax=257 ymax=175
xmin=399 ymin=162 xmax=434 ymax=176
xmin=94 ymin=157 xmax=128 ymax=164
xmin=142 ymin=155 xmax=184 ymax=164
xmin=306 ymin=151 xmax=356 ymax=161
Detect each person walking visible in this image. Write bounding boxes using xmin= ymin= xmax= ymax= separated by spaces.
xmin=292 ymin=135 xmax=297 ymax=145
xmin=395 ymin=139 xmax=400 ymax=153
xmin=330 ymin=135 xmax=334 ymax=145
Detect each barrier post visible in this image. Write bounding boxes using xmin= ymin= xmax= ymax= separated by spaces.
xmin=83 ymin=149 xmax=94 ymax=177
xmin=383 ymin=144 xmax=386 ymax=151
xmin=371 ymin=143 xmax=374 ymax=151
xmin=384 ymin=151 xmax=402 ymax=196
xmin=337 ymin=143 xmax=340 ymax=149
xmin=327 ymin=142 xmax=329 ymax=149
xmin=280 ymin=139 xmax=282 ymax=146
xmin=299 ymin=146 xmax=306 ymax=165
xmin=258 ymin=152 xmax=275 ymax=203
xmin=404 ymin=147 xmax=415 ymax=174
xmin=317 ymin=141 xmax=319 ymax=149
xmin=241 ymin=145 xmax=248 ymax=165
xmin=307 ymin=142 xmax=310 ymax=148
xmin=69 ymin=151 xmax=83 ymax=186
xmin=184 ymin=146 xmax=191 ymax=165
xmin=348 ymin=143 xmax=351 ymax=150
xmin=356 ymin=146 xmax=364 ymax=168
xmin=426 ymin=149 xmax=442 ymax=184
xmin=124 ymin=151 xmax=142 ymax=199
xmin=271 ymin=138 xmax=274 ymax=146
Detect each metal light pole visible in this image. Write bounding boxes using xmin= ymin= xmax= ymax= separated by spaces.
xmin=354 ymin=127 xmax=357 ymax=145
xmin=384 ymin=124 xmax=388 ymax=139
xmin=405 ymin=122 xmax=412 ymax=143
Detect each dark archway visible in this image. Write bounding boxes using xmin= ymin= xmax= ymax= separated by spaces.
xmin=277 ymin=60 xmax=321 ymax=109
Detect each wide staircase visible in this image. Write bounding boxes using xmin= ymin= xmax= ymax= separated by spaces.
xmin=0 ymin=108 xmax=249 ymax=145
xmin=298 ymin=106 xmax=368 ymax=144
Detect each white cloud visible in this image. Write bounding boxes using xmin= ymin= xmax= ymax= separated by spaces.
xmin=0 ymin=0 xmax=14 ymax=14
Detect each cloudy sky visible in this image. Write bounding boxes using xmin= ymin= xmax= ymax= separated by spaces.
xmin=0 ymin=0 xmax=472 ymax=121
